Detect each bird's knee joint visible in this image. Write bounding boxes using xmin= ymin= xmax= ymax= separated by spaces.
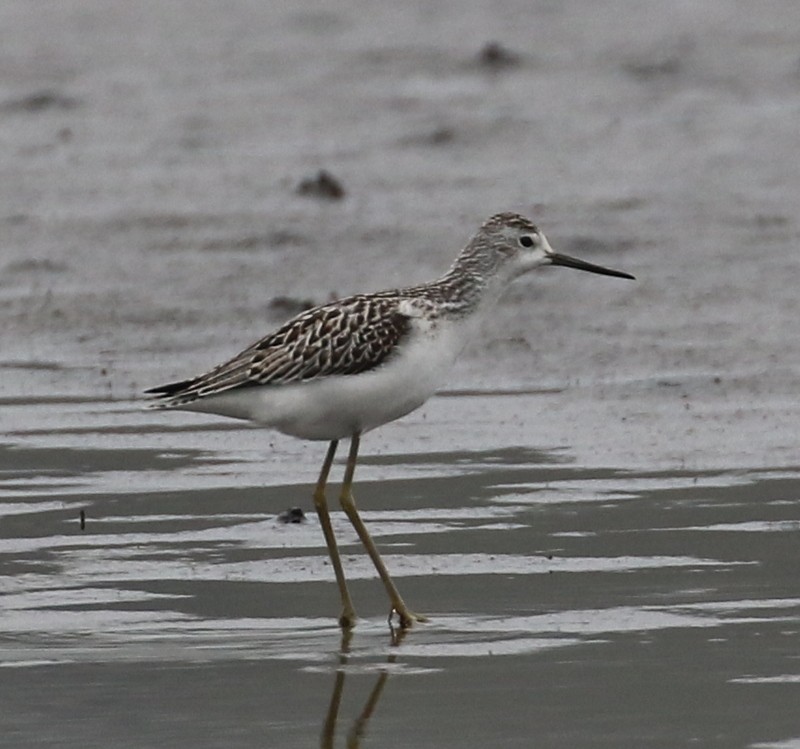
xmin=338 ymin=491 xmax=356 ymax=510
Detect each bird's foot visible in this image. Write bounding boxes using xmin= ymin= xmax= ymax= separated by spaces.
xmin=389 ymin=606 xmax=428 ymax=630
xmin=338 ymin=607 xmax=358 ymax=630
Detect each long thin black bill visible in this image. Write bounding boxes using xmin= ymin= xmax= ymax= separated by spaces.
xmin=548 ymin=252 xmax=635 ymax=280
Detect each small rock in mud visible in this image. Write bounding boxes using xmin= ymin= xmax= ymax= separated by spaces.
xmin=296 ymin=170 xmax=346 ymax=200
xmin=476 ymin=42 xmax=521 ymax=70
xmin=268 ymin=295 xmax=317 ymax=318
xmin=277 ymin=507 xmax=306 ymax=524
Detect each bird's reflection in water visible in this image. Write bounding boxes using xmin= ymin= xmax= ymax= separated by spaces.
xmin=321 ymin=626 xmax=405 ymax=748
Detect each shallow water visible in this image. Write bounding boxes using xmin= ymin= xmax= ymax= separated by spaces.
xmin=2 ymin=395 xmax=800 ymax=748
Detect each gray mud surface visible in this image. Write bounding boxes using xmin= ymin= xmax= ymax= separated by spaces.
xmin=2 ymin=2 xmax=799 ymax=748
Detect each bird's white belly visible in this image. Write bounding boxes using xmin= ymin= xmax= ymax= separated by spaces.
xmin=182 ymin=319 xmax=470 ymax=440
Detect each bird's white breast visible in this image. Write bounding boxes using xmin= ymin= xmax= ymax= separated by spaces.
xmin=181 ymin=313 xmax=478 ymax=440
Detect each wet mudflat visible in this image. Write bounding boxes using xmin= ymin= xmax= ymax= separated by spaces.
xmin=1 ymin=396 xmax=799 ymax=748
xmin=2 ymin=0 xmax=800 ymax=746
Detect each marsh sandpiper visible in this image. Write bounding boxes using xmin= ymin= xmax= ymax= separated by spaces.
xmin=147 ymin=212 xmax=635 ymax=629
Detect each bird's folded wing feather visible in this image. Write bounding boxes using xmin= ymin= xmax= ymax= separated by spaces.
xmin=146 ymin=294 xmax=414 ymax=403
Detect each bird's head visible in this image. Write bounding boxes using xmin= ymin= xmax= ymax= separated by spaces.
xmin=459 ymin=212 xmax=635 ymax=283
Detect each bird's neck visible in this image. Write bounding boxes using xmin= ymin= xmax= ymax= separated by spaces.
xmin=416 ymin=264 xmax=501 ymax=317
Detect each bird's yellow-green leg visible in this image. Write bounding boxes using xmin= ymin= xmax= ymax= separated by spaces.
xmin=313 ymin=439 xmax=357 ymax=629
xmin=339 ymin=433 xmax=428 ymax=629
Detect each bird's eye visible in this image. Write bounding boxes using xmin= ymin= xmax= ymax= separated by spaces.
xmin=519 ymin=235 xmax=534 ymax=248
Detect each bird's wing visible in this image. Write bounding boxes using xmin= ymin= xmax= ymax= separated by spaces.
xmin=146 ymin=294 xmax=414 ymax=404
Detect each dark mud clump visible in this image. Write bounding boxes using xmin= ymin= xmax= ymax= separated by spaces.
xmin=296 ymin=170 xmax=346 ymax=200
